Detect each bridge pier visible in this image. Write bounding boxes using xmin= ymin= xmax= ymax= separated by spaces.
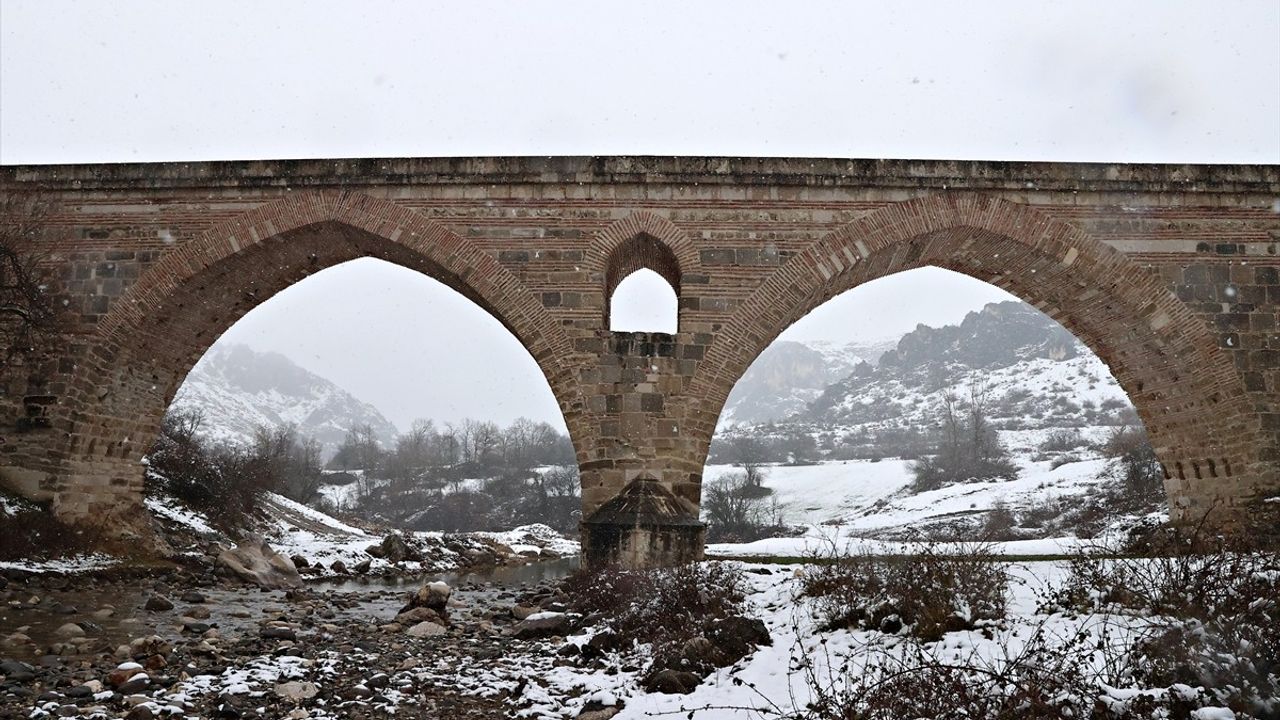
xmin=571 ymin=330 xmax=718 ymax=568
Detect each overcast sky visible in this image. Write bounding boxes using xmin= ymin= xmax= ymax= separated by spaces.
xmin=2 ymin=1 xmax=1277 ymax=431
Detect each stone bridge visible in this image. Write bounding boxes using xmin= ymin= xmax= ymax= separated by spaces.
xmin=1 ymin=157 xmax=1277 ymax=566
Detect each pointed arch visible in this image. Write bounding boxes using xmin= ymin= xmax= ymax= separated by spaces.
xmin=58 ymin=191 xmax=588 ymax=473
xmin=589 ymin=210 xmax=701 ymax=275
xmin=590 ymin=211 xmax=700 ymax=331
xmin=690 ymin=193 xmax=1268 ymax=516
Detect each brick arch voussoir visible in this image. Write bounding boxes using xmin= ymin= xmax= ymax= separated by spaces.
xmin=589 ymin=210 xmax=701 ymax=280
xmin=692 ymin=193 xmax=1256 ymax=444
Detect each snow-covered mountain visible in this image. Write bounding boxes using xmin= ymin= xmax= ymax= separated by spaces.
xmin=719 ymin=338 xmax=896 ymax=426
xmin=718 ymin=301 xmax=1131 ymax=437
xmin=800 ymin=301 xmax=1131 ymax=434
xmin=171 ymin=344 xmax=399 ymax=454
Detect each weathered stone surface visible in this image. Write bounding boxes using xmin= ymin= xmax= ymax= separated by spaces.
xmin=274 ymin=681 xmax=318 ymax=701
xmin=407 ymin=581 xmax=451 ymax=612
xmin=1 ymin=156 xmax=1276 ymax=566
xmin=644 ymin=668 xmax=702 ymax=694
xmin=406 ymin=621 xmax=446 ymax=638
xmin=396 ymin=606 xmax=446 ymax=626
xmin=370 ymin=533 xmax=421 ymax=563
xmin=217 ymin=537 xmax=302 ymax=589
xmin=512 ymin=612 xmax=571 ymax=639
xmin=143 ymin=595 xmax=173 ymax=612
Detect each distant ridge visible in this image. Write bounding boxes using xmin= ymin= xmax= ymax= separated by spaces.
xmin=171 ymin=343 xmax=399 ymax=454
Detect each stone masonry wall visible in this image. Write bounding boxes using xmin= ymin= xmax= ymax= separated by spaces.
xmin=0 ymin=157 xmax=1276 ymax=561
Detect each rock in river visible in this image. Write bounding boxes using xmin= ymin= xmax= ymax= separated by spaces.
xmin=217 ymin=536 xmax=302 ymax=589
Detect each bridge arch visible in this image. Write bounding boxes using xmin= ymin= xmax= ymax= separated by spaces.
xmin=690 ymin=193 xmax=1270 ymax=520
xmin=50 ymin=191 xmax=588 ymax=525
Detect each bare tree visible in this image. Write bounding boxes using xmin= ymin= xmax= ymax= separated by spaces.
xmin=912 ymin=376 xmax=1019 ymax=492
xmin=703 ymin=471 xmax=787 ymax=542
xmin=1 ymin=194 xmax=66 ymax=366
xmin=729 ymin=434 xmax=768 ymax=487
xmin=251 ymin=423 xmax=324 ymax=502
xmin=386 ymin=418 xmax=437 ymax=493
xmin=329 ymin=423 xmax=384 ymax=473
xmin=454 ymin=418 xmax=501 ymax=466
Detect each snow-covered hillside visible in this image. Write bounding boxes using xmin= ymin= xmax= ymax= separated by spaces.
xmin=171 ymin=344 xmax=399 ymax=454
xmin=703 ymin=453 xmax=1125 ymax=537
xmin=706 ymin=301 xmax=1158 ymax=539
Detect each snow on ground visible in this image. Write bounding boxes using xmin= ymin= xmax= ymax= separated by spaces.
xmin=316 ymin=470 xmax=364 ymax=511
xmin=705 ymin=453 xmax=1113 ymax=534
xmin=145 ymin=495 xmax=218 ymax=536
xmin=0 ymin=554 xmax=119 ymax=574
xmin=484 ymin=524 xmax=581 ymax=557
xmin=383 ymin=558 xmax=1222 ymax=719
xmin=705 ymin=460 xmax=915 ymax=526
xmin=709 ymin=529 xmax=1084 ymax=559
xmin=264 ymin=492 xmax=369 ymax=536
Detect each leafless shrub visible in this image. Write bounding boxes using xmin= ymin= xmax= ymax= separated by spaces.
xmin=564 ymin=562 xmax=755 ymax=680
xmin=1049 ymin=453 xmax=1082 ymax=469
xmin=1039 ymin=428 xmax=1085 ymax=452
xmin=1044 ymin=526 xmax=1280 ymax=716
xmin=672 ymin=609 xmax=1175 ymax=720
xmin=146 ymin=408 xmax=315 ymax=527
xmin=801 ymin=540 xmax=1008 ymax=641
xmin=703 ymin=470 xmax=789 ymax=542
xmin=912 ymin=381 xmax=1019 ymax=492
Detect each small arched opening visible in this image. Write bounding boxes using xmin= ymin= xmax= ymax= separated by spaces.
xmin=609 ymin=268 xmax=679 ymax=333
xmin=604 ymin=234 xmax=681 ymax=334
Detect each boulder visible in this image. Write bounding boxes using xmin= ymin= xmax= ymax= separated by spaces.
xmin=128 ymin=636 xmax=172 ymax=660
xmin=216 ymin=537 xmax=302 ymax=589
xmin=54 ymin=623 xmax=85 ymax=638
xmin=395 ymin=606 xmax=446 ymax=626
xmin=143 ymin=595 xmax=174 ymax=612
xmin=705 ymin=615 xmax=771 ymax=661
xmin=274 ymin=681 xmax=318 ymax=701
xmin=260 ymin=626 xmax=297 ymax=641
xmin=644 ymin=669 xmax=702 ymax=694
xmin=406 ymin=621 xmax=446 ymax=638
xmin=106 ymin=662 xmax=144 ymax=688
xmin=353 ymin=559 xmax=372 ymax=575
xmin=512 ymin=611 xmax=570 ymax=639
xmin=125 ymin=705 xmax=154 ymax=720
xmin=404 ymin=581 xmax=451 ymax=612
xmin=378 ymin=533 xmax=421 ymax=563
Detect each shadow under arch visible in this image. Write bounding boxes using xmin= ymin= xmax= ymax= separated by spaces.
xmin=52 ymin=191 xmax=588 ymax=522
xmin=690 ymin=193 xmax=1269 ymax=519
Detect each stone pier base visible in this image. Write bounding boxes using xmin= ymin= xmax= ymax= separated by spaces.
xmin=580 ymin=476 xmax=705 ymax=568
